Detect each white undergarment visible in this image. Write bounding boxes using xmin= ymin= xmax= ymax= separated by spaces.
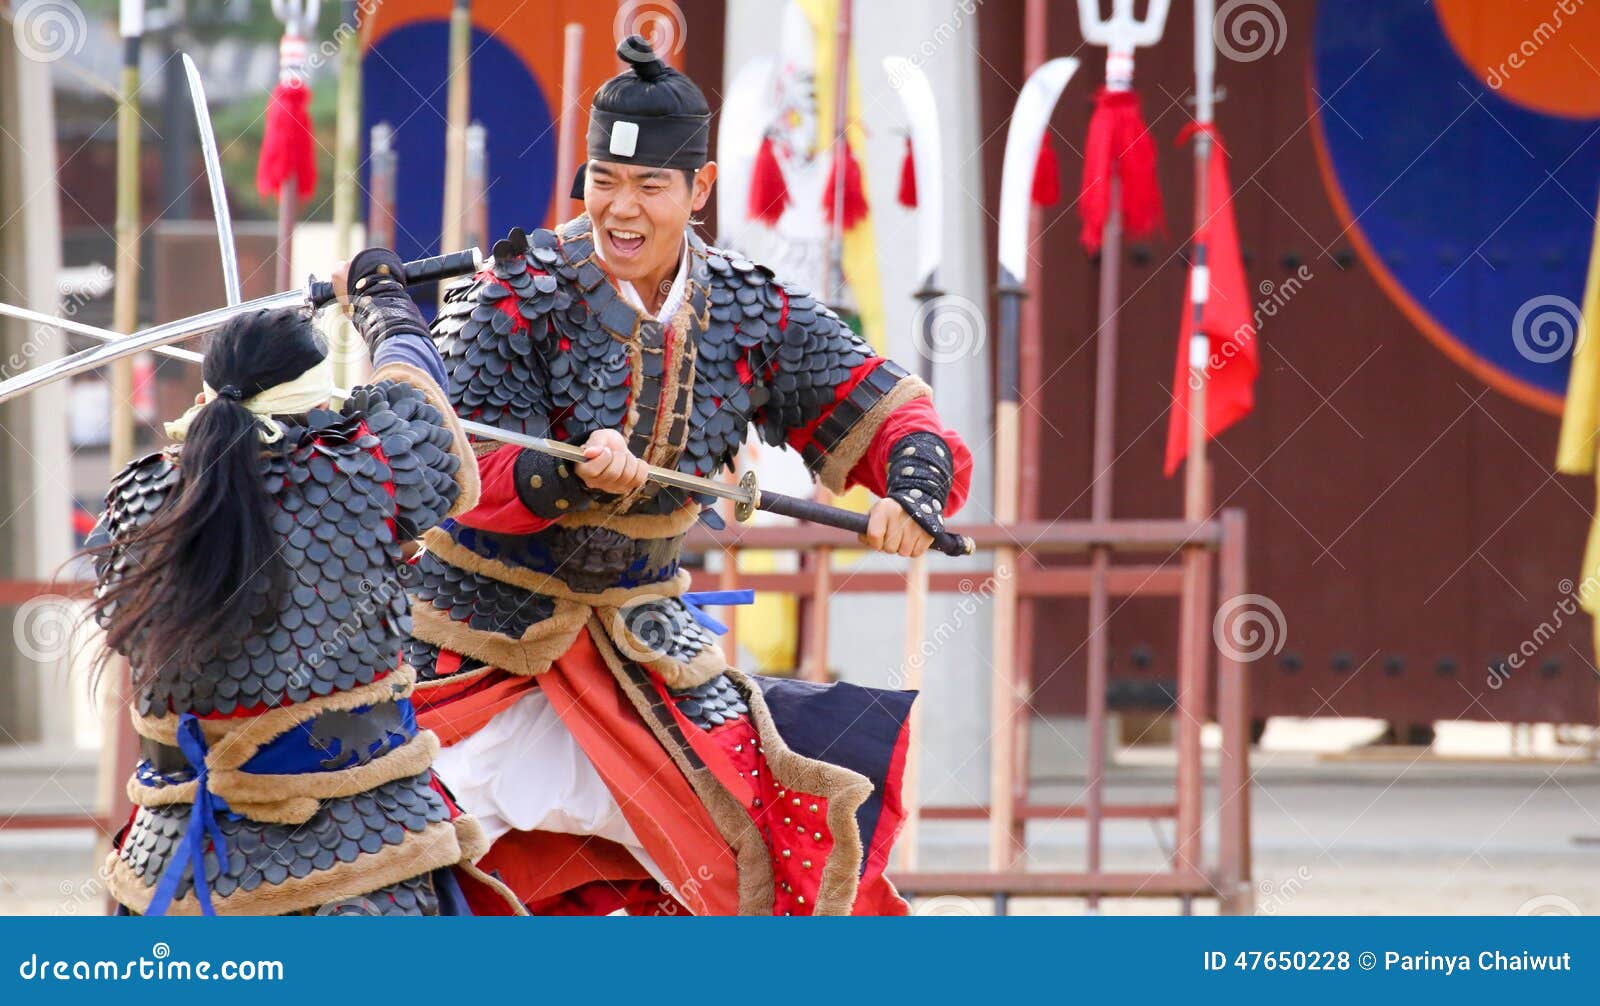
xmin=430 ymin=689 xmax=670 ymax=891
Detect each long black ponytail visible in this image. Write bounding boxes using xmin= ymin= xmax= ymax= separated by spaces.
xmin=89 ymin=307 xmax=328 ymax=684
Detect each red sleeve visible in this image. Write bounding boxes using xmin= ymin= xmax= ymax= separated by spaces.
xmin=783 ymin=357 xmax=888 ymax=456
xmin=846 ymin=395 xmax=973 ymax=516
xmin=451 ymin=444 xmax=560 ymax=534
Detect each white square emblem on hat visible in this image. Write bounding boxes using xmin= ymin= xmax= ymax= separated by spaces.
xmin=610 ymin=121 xmax=639 ymax=158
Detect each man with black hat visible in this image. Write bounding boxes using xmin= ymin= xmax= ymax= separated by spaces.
xmin=409 ymin=35 xmax=972 ymax=916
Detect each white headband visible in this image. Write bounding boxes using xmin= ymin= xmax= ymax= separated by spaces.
xmin=163 ymin=355 xmax=334 ymax=444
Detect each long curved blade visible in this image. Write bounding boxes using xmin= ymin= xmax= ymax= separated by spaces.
xmin=997 ymin=57 xmax=1079 ymax=285
xmin=182 ymin=52 xmax=242 ymax=306
xmin=883 ymin=57 xmax=943 ymax=289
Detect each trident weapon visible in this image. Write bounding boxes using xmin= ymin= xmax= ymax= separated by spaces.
xmin=1076 ymin=0 xmax=1171 ymax=90
xmin=1074 ymin=0 xmax=1170 ymax=910
xmin=0 ymin=276 xmax=976 ymax=558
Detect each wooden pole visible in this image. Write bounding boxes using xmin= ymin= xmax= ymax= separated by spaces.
xmin=330 ymin=0 xmax=363 ymax=387
xmin=551 ymin=23 xmax=584 ymax=229
xmin=102 ymin=0 xmax=144 ymax=913
xmin=440 ymin=0 xmax=473 ymax=258
xmin=1084 ymin=174 xmax=1121 ymax=908
xmin=799 ymin=0 xmax=855 ymax=685
xmin=898 ymin=282 xmax=942 ymax=871
xmin=989 ymin=276 xmax=1023 ymax=880
xmin=1176 ymin=0 xmax=1220 ymax=881
xmin=1009 ymin=0 xmax=1049 ymax=871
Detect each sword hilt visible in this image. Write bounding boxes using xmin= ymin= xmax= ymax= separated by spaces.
xmin=756 ymin=489 xmax=975 ymax=558
xmin=307 ymin=247 xmax=484 ymax=307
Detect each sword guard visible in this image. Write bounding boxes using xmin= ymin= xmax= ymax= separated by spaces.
xmin=734 ymin=470 xmax=759 ymax=523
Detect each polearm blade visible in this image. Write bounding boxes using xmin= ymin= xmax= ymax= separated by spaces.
xmin=0 ymin=248 xmax=482 ymax=406
xmin=996 ymin=57 xmax=1079 ymax=293
xmin=883 ymin=57 xmax=944 ymax=292
xmin=181 ymin=53 xmax=241 ymax=306
xmin=0 ymin=298 xmax=976 ymax=558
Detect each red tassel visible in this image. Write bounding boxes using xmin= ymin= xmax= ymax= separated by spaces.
xmin=897 ymin=135 xmax=918 ymax=209
xmin=1077 ymin=87 xmax=1165 ymax=253
xmin=822 ymin=141 xmax=869 ymax=229
xmin=256 ymin=80 xmax=317 ymax=201
xmin=747 ymin=133 xmax=790 ymax=226
xmin=1031 ymin=132 xmax=1061 ymax=206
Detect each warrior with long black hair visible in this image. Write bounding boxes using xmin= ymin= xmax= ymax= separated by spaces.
xmin=87 ymin=249 xmax=489 ymax=916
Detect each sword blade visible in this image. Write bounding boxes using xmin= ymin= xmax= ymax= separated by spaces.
xmin=181 ymin=53 xmax=241 ymax=307
xmin=0 ymin=289 xmax=306 ymax=405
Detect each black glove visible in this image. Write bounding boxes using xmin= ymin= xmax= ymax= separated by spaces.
xmin=347 ymin=247 xmax=426 ymax=357
xmin=885 ymin=431 xmax=955 ymax=539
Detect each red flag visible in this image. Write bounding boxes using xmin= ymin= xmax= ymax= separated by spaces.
xmin=1164 ymin=124 xmax=1256 ymax=476
xmin=1078 ymin=87 xmax=1164 ymax=253
xmin=256 ymin=79 xmax=317 ymax=201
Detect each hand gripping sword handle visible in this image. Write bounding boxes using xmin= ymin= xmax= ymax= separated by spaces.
xmin=307 ymin=247 xmax=483 ymax=307
xmin=755 ymin=489 xmax=976 ymax=558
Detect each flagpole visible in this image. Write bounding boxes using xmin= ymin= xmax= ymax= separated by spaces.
xmin=331 ymin=0 xmax=363 ymax=389
xmin=799 ymin=0 xmax=854 ymax=684
xmin=1175 ymin=0 xmax=1218 ymax=888
xmin=102 ymin=0 xmax=145 ymax=913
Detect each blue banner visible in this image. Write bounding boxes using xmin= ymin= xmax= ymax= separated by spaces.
xmin=0 ymin=916 xmax=1591 ymax=1003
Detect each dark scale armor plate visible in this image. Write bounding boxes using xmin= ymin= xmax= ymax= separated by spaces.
xmin=95 ymin=381 xmax=463 ymax=717
xmin=117 ymin=772 xmax=449 ymax=903
xmin=446 ymin=522 xmax=684 ymax=595
xmin=318 ymin=872 xmax=439 ymax=916
xmin=621 ymin=596 xmax=721 ymax=665
xmin=666 ymin=673 xmax=750 ymax=732
xmin=409 ymin=549 xmax=556 ymax=637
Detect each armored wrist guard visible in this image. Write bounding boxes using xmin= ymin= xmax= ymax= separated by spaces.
xmin=885 ymin=431 xmax=955 ymax=538
xmin=512 ymin=447 xmax=596 ymax=519
xmin=349 ymin=248 xmax=426 ymax=357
